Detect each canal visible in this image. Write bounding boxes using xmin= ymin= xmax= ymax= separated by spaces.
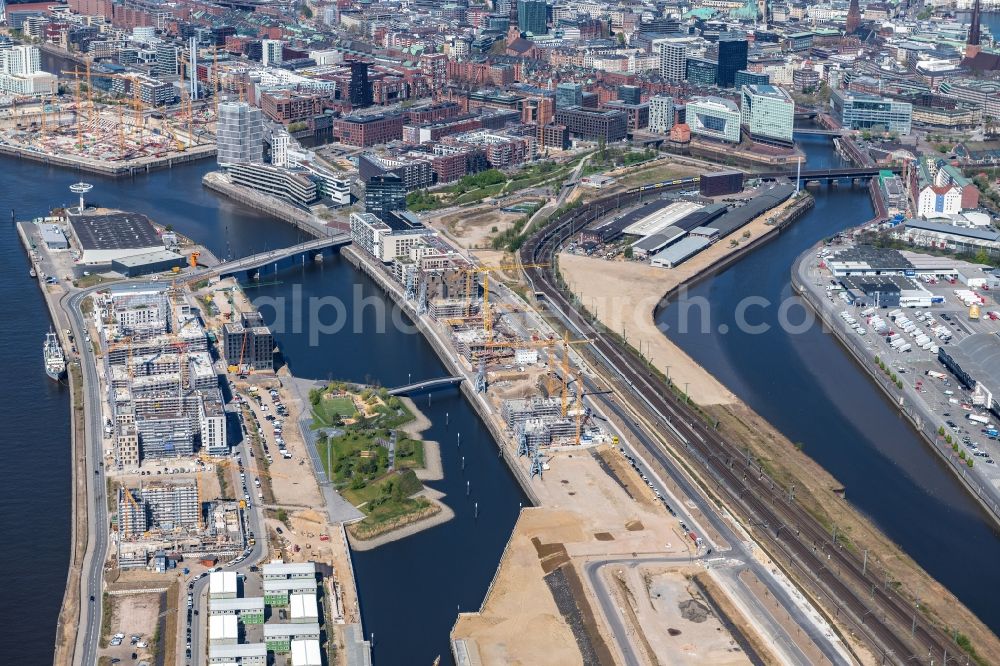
xmin=656 ymin=134 xmax=1000 ymax=634
xmin=2 ymin=157 xmax=526 ymax=665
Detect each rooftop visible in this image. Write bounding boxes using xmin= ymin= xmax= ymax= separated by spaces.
xmin=68 ymin=211 xmax=162 ymax=251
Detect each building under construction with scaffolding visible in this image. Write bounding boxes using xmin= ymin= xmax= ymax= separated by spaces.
xmin=116 ymin=481 xmax=246 ymax=569
xmin=100 ymin=284 xmax=228 ymax=467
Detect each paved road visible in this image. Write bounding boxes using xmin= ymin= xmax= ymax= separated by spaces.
xmin=519 ymin=188 xmax=961 ymax=662
xmin=187 ymin=433 xmax=269 ymax=666
xmin=489 ymin=281 xmax=848 ymax=666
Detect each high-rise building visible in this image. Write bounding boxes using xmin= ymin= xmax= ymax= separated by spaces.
xmin=648 ymin=95 xmax=675 ymax=133
xmin=657 ymin=37 xmax=692 ymax=83
xmin=831 ymin=90 xmax=912 ymax=134
xmin=618 ymin=85 xmax=641 ymax=105
xmin=348 ymin=60 xmax=373 ymax=109
xmin=216 ymin=102 xmax=264 ymax=165
xmin=716 ymin=34 xmax=748 ymax=88
xmin=555 ymin=82 xmax=582 ymax=108
xmin=686 ymin=57 xmax=717 ymax=86
xmin=517 ymin=0 xmax=547 ymax=35
xmin=154 ymin=43 xmax=177 ymax=77
xmin=735 ymin=70 xmax=769 ymax=87
xmin=271 ymin=129 xmax=290 ymax=167
xmin=740 ymin=84 xmax=794 ymax=143
xmin=686 ymin=96 xmax=742 ymax=143
xmin=187 ymin=36 xmax=198 ymax=100
xmin=262 ymin=39 xmax=283 ymax=66
xmin=0 ymin=44 xmax=39 ymax=75
xmin=845 ymin=0 xmax=861 ymax=34
xmin=365 ymin=173 xmax=407 ymax=222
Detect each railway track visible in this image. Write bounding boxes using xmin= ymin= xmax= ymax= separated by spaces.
xmin=519 ymin=184 xmax=961 ymax=665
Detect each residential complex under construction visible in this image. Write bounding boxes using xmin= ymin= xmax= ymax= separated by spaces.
xmin=100 ymin=284 xmax=228 ymax=467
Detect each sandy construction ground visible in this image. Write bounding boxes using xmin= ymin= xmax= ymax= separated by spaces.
xmin=604 ymin=565 xmax=752 ymax=666
xmin=559 ymin=198 xmax=798 ymax=405
xmin=452 ymin=447 xmax=722 ymax=665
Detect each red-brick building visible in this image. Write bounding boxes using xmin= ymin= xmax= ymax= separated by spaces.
xmin=332 ymin=114 xmax=404 ymax=147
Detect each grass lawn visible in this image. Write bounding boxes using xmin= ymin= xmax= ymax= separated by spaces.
xmin=616 ymin=164 xmax=700 ymax=188
xmin=311 ymin=395 xmax=357 ymax=428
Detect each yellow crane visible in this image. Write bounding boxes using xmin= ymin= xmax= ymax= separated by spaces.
xmin=462 ymin=263 xmax=549 ymax=337
xmin=483 ymin=331 xmax=590 ymax=415
xmin=61 ymin=68 xmax=146 ymax=155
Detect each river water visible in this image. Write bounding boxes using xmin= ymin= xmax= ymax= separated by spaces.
xmin=5 ymin=129 xmax=999 ymax=663
xmin=1 ymin=157 xmax=525 ymax=665
xmin=657 ymin=134 xmax=1000 ymax=634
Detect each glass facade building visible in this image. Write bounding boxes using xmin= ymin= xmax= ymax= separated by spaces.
xmin=716 ymin=34 xmax=748 ymax=88
xmin=217 ymin=102 xmax=264 ymax=166
xmin=687 ymin=96 xmax=742 ymax=143
xmin=740 ymin=84 xmax=794 ymax=143
xmin=832 ymin=90 xmax=913 ymax=134
xmin=517 ymin=0 xmax=547 ymax=35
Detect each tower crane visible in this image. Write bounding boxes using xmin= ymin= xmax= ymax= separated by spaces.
xmin=481 ymin=332 xmax=590 ymax=414
xmin=462 ymin=263 xmax=549 ymax=337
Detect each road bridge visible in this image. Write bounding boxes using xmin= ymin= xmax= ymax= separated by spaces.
xmin=387 ymin=376 xmax=464 ymax=395
xmin=757 ymin=166 xmax=900 ymax=181
xmin=794 ymin=128 xmax=844 ymax=136
xmin=200 ymin=234 xmax=351 ymax=281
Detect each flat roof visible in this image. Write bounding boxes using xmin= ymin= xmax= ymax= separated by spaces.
xmin=942 ymin=333 xmax=1000 ymax=399
xmin=113 ymin=250 xmax=185 ymax=268
xmin=262 ymin=622 xmax=321 ymax=638
xmin=209 ymin=643 xmax=267 ymax=658
xmin=290 ymin=592 xmax=319 ymax=619
xmin=210 ymin=570 xmax=238 ymax=596
xmin=905 ymin=219 xmax=1000 ymax=242
xmin=209 ymin=614 xmax=239 ymax=640
xmin=622 ymin=201 xmax=703 ymax=237
xmin=290 ymin=639 xmax=323 ymax=666
xmin=210 ymin=597 xmax=265 ymax=612
xmin=707 ymin=184 xmax=795 ymax=237
xmin=632 ymin=226 xmax=687 ymax=252
xmin=263 ymin=578 xmax=317 ymax=592
xmin=650 ymin=236 xmax=712 ymax=266
xmin=68 ymin=211 xmax=162 ymax=251
xmin=263 ymin=562 xmax=317 ymax=577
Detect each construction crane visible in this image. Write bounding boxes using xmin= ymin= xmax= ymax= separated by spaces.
xmin=462 ymin=263 xmax=549 ymax=337
xmin=61 ymin=68 xmax=146 ymax=155
xmin=482 ymin=332 xmax=589 ymax=413
xmin=120 ymin=485 xmax=146 ymax=538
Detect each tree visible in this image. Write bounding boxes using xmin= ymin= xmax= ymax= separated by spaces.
xmin=975 ymin=248 xmax=989 ymax=265
xmin=616 ymin=32 xmax=626 ymax=47
xmin=938 ymin=426 xmax=945 ymax=437
xmin=624 ymin=246 xmax=634 ymax=259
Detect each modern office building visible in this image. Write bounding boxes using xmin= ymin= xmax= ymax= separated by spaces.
xmin=262 ymin=39 xmax=283 ymax=66
xmin=217 ymin=102 xmax=264 ymax=165
xmin=686 ymin=57 xmax=718 ymax=86
xmin=831 ymin=90 xmax=912 ymax=134
xmin=348 ymin=60 xmax=373 ymax=108
xmin=555 ymin=82 xmax=583 ymax=108
xmin=365 ymin=173 xmax=407 ymax=222
xmin=648 ymin=95 xmax=675 ymax=133
xmin=227 ymin=163 xmax=318 ymax=206
xmin=716 ymin=34 xmax=748 ymax=88
xmin=332 ymin=113 xmax=404 ymax=146
xmin=658 ymin=37 xmax=693 ymax=82
xmin=740 ymin=84 xmax=794 ymax=143
xmin=350 ymin=212 xmax=435 ymax=263
xmin=554 ymin=106 xmax=627 ymax=142
xmin=517 ymin=0 xmax=547 ymax=35
xmin=618 ymin=85 xmax=641 ymax=105
xmin=687 ymin=96 xmax=742 ymax=143
xmin=154 ymin=43 xmax=177 ymax=77
xmin=735 ymin=70 xmax=770 ymax=87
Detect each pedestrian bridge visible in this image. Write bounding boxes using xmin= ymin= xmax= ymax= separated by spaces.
xmin=201 ymin=234 xmax=352 ymax=281
xmin=387 ymin=376 xmax=464 ymax=395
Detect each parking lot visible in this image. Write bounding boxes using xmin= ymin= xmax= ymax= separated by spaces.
xmin=804 ymin=247 xmax=1000 ymax=514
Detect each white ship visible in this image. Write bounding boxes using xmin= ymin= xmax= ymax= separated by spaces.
xmin=44 ymin=329 xmax=66 ymax=381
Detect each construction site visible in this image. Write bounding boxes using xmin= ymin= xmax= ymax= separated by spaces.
xmin=0 ymin=61 xmax=217 ymax=174
xmin=406 ymin=253 xmax=614 ymax=475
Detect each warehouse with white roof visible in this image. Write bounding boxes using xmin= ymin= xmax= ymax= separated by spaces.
xmin=210 ymin=570 xmax=238 ymax=599
xmin=209 ymin=614 xmax=239 ymax=645
xmin=290 ymin=638 xmax=323 ymax=666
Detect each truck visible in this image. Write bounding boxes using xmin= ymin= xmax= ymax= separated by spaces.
xmin=926 ymin=370 xmax=947 ymax=379
xmin=898 ymin=343 xmax=912 ymax=352
xmin=970 ymin=303 xmax=981 ymax=320
xmin=891 ymin=338 xmax=906 ymax=349
xmin=967 ymin=414 xmax=991 ymax=426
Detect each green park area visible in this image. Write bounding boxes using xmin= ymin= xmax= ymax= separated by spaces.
xmin=309 ymin=383 xmax=436 ymax=539
xmin=406 ymin=159 xmax=581 ymax=212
